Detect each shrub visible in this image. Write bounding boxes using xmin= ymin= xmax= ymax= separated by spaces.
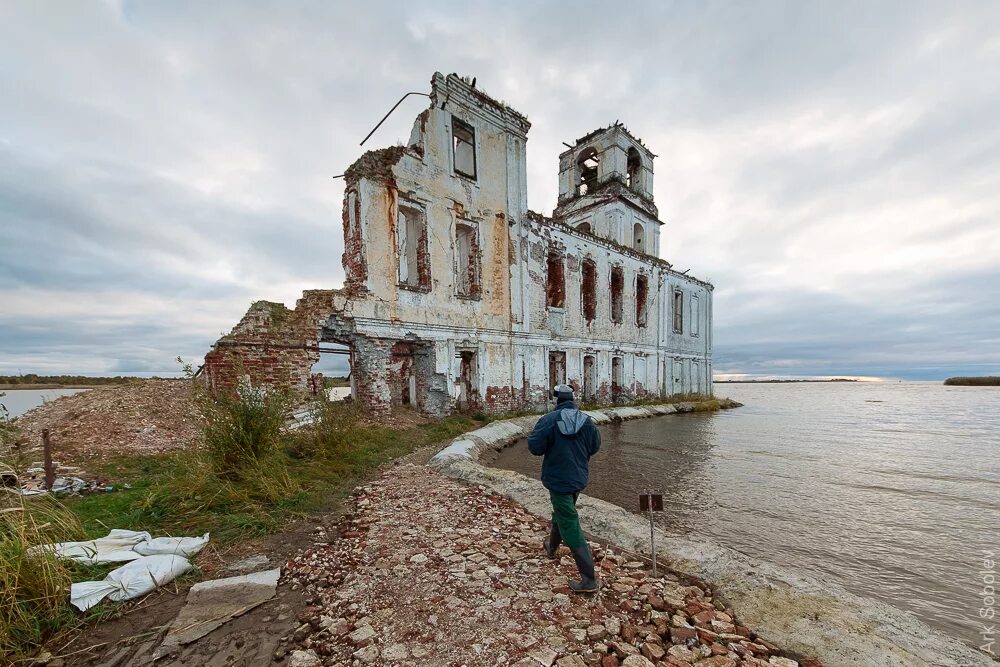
xmin=201 ymin=379 xmax=289 ymax=479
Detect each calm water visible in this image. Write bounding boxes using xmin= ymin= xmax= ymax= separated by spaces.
xmin=494 ymin=381 xmax=1000 ymax=649
xmin=0 ymin=388 xmax=90 ymax=418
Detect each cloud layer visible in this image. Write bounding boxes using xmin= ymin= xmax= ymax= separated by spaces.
xmin=2 ymin=1 xmax=998 ymax=379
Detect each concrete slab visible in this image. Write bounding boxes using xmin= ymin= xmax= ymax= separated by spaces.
xmin=154 ymin=568 xmax=280 ymax=659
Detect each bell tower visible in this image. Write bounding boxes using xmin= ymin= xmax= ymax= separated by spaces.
xmin=553 ymin=124 xmax=662 ymax=257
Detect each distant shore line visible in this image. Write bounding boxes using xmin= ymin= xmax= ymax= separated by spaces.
xmin=714 ymin=378 xmax=859 ymax=383
xmin=943 ymin=376 xmax=1000 ymax=386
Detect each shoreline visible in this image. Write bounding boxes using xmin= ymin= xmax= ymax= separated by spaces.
xmin=429 ymin=400 xmax=994 ymax=667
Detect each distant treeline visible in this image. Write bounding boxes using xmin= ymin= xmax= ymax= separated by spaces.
xmin=943 ymin=376 xmax=1000 ymax=386
xmin=0 ymin=374 xmax=147 ymax=387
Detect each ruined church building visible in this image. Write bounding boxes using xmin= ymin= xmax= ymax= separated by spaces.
xmin=203 ymin=73 xmax=714 ymax=416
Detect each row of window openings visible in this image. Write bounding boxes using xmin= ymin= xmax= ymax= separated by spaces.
xmin=546 ymin=252 xmax=699 ymax=335
xmin=576 ymin=146 xmax=643 ymax=196
xmin=576 ymin=220 xmax=646 ymax=253
xmin=548 ymin=352 xmax=626 ymax=399
xmin=398 ymin=205 xmax=480 ymax=298
xmin=547 ymin=255 xmax=648 ymax=327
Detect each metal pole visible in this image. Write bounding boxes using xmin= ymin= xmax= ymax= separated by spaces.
xmin=648 ymin=502 xmax=657 ymax=577
xmin=359 ymin=92 xmax=431 ymax=147
xmin=42 ymin=428 xmax=55 ymax=491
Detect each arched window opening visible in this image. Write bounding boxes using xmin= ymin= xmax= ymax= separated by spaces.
xmin=627 ymin=147 xmax=642 ymax=190
xmin=577 ymin=148 xmax=599 ymax=195
xmin=576 ymin=221 xmax=592 ymax=234
xmin=633 ymin=222 xmax=645 ymax=253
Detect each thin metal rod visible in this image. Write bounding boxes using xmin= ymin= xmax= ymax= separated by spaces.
xmin=360 ymin=92 xmax=430 ymax=147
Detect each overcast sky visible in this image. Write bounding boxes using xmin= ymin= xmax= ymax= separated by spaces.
xmin=2 ymin=1 xmax=999 ymax=380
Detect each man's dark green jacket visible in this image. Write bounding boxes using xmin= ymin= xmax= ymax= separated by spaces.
xmin=527 ymin=399 xmax=601 ymax=494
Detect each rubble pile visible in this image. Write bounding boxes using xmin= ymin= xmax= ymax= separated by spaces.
xmin=11 ymin=379 xmax=201 ymax=461
xmin=283 ymin=464 xmax=817 ymax=667
xmin=4 ymin=460 xmax=122 ymax=495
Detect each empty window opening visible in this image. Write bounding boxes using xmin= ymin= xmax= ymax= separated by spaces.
xmin=546 ymin=249 xmax=565 ymax=308
xmin=577 ymin=148 xmax=599 ymax=195
xmin=390 ymin=342 xmax=417 ymax=408
xmin=398 ymin=204 xmax=430 ymax=290
xmin=610 ymin=265 xmax=624 ymax=323
xmin=456 ymin=350 xmax=478 ymax=410
xmin=548 ymin=351 xmax=567 ymax=391
xmin=452 ymin=116 xmax=477 ymax=179
xmin=691 ymin=295 xmax=701 ymax=337
xmin=455 ymin=222 xmax=481 ymax=298
xmin=583 ymin=355 xmax=596 ymax=401
xmin=673 ymin=289 xmax=684 ymax=333
xmin=633 ymin=222 xmax=645 ymax=253
xmin=310 ymin=343 xmax=353 ymax=400
xmin=576 ymin=221 xmax=592 ymax=234
xmin=635 ymin=274 xmax=649 ymax=327
xmin=581 ymin=259 xmax=597 ymax=324
xmin=627 ymin=147 xmax=641 ymax=190
xmin=611 ymin=356 xmax=623 ymax=402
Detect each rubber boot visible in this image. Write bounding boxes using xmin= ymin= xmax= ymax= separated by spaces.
xmin=543 ymin=522 xmax=562 ymax=560
xmin=568 ymin=544 xmax=600 ymax=593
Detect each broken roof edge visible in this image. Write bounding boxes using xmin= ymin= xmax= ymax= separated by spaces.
xmin=558 ymin=122 xmax=658 ymax=160
xmin=343 ymin=145 xmax=409 ymax=188
xmin=431 ymin=72 xmax=531 ymax=135
xmin=526 ymin=210 xmax=714 ymax=291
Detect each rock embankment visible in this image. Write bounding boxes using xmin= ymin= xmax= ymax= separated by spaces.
xmin=283 ymin=463 xmax=812 ymax=667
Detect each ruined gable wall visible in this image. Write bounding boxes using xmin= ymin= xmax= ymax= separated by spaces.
xmin=342 ymin=73 xmax=528 ymax=333
xmin=201 ymin=290 xmax=338 ymax=394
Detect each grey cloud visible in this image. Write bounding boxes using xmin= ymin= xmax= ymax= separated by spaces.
xmin=1 ymin=1 xmax=998 ymax=378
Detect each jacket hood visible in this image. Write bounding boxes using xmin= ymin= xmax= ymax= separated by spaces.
xmin=556 ymin=408 xmax=590 ymax=436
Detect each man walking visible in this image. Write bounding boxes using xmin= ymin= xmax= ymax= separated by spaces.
xmin=527 ymin=383 xmax=601 ymax=593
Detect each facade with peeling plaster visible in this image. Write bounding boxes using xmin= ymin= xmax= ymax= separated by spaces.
xmin=202 ymin=72 xmax=713 ymax=416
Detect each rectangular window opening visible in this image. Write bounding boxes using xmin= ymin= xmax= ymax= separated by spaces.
xmin=611 ymin=356 xmax=623 ymax=402
xmin=636 ymin=274 xmax=649 ymax=327
xmin=581 ymin=259 xmax=597 ymax=324
xmin=455 ymin=221 xmax=480 ymax=298
xmin=610 ymin=266 xmax=624 ymax=323
xmin=548 ymin=351 xmax=566 ymax=390
xmin=583 ymin=355 xmax=596 ymax=400
xmin=452 ymin=117 xmax=477 ymax=179
xmin=673 ymin=289 xmax=684 ymax=334
xmin=398 ymin=204 xmax=430 ymax=290
xmin=691 ymin=295 xmax=700 ymax=337
xmin=546 ymin=249 xmax=566 ymax=308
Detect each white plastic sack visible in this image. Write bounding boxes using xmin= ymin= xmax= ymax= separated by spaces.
xmin=70 ymin=554 xmax=192 ymax=611
xmin=31 ymin=529 xmax=152 ymax=564
xmin=133 ymin=533 xmax=210 ymax=558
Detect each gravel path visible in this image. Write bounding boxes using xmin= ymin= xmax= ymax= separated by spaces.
xmin=283 ymin=463 xmax=815 ymax=667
